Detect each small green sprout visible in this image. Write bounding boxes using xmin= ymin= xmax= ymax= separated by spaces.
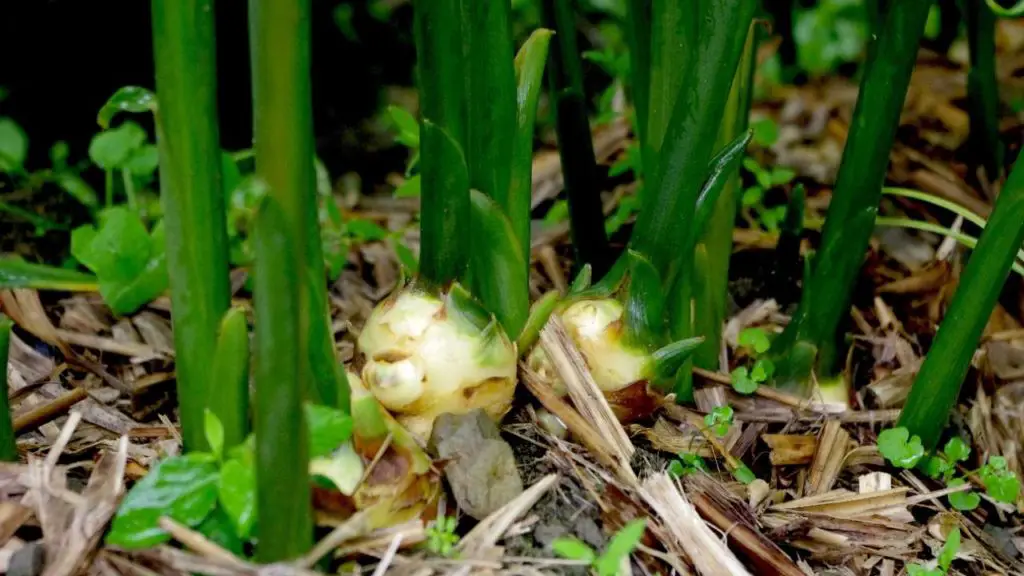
xmin=731 ymin=328 xmax=774 ymax=394
xmin=738 ymin=327 xmax=771 ymax=354
xmin=877 ymin=430 xmax=1022 ymax=509
xmin=668 ymin=453 xmax=708 ymax=478
xmin=425 ymin=515 xmax=460 ymax=558
xmin=552 ymin=518 xmax=647 ymax=576
xmin=979 ymin=456 xmax=1020 ymax=504
xmin=732 ymin=464 xmax=757 ymax=485
xmin=740 ymin=157 xmax=795 ymax=232
xmin=907 ymin=526 xmax=960 ymax=576
xmin=877 ymin=427 xmax=925 ymax=469
xmin=704 ymin=405 xmax=734 ymax=437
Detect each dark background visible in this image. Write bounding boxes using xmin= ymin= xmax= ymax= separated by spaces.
xmin=0 ymin=0 xmax=417 ymax=178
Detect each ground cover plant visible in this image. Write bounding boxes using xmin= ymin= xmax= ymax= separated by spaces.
xmin=4 ymin=0 xmax=1024 ymax=574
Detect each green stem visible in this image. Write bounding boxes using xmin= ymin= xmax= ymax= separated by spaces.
xmin=152 ymin=0 xmax=232 ymax=452
xmin=249 ymin=0 xmax=338 ymax=409
xmin=462 ymin=0 xmax=515 ymax=206
xmin=251 ymin=194 xmax=311 ymax=561
xmin=0 ymin=315 xmax=15 ymax=462
xmin=414 ymin=0 xmax=469 ymax=286
xmin=625 ymin=0 xmax=651 ymax=156
xmin=875 ymin=217 xmax=1024 ymax=276
xmin=966 ymin=0 xmax=1002 ymax=178
xmin=121 ymin=168 xmax=138 ymax=214
xmin=105 ymin=170 xmax=113 ymax=208
xmin=771 ymin=0 xmax=933 ymax=389
xmin=542 ymin=0 xmax=610 ymax=277
xmin=694 ymin=22 xmax=757 ymax=371
xmin=899 ymin=156 xmax=1024 ymax=449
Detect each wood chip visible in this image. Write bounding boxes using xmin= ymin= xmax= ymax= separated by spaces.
xmin=805 ymin=421 xmax=850 ymax=496
xmin=763 ymin=434 xmax=817 ymax=466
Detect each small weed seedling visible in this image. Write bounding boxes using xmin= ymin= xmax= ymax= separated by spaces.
xmin=731 ymin=327 xmax=775 ymax=394
xmin=551 ymin=518 xmax=647 ymax=576
xmin=668 ymin=453 xmax=709 ymax=478
xmin=877 ymin=428 xmax=1022 ymax=511
xmin=425 ymin=515 xmax=460 ymax=558
xmin=704 ymin=405 xmax=734 ymax=437
xmin=907 ymin=526 xmax=960 ymax=576
xmin=740 ymin=155 xmax=795 ymax=233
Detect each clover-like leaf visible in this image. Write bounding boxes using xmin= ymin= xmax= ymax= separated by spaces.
xmin=877 ymin=427 xmax=925 ymax=469
xmin=738 ymin=327 xmax=771 ymax=354
xmin=730 ymin=366 xmax=758 ymax=394
xmin=980 ymin=456 xmax=1020 ymax=504
xmin=946 ymin=479 xmax=980 ymax=511
xmin=89 ymin=122 xmax=147 ymax=170
xmin=942 ymin=437 xmax=971 ymax=464
xmin=704 ymin=405 xmax=734 ymax=436
xmin=751 ymin=358 xmax=775 ymax=382
xmin=106 ymin=453 xmax=219 ymax=548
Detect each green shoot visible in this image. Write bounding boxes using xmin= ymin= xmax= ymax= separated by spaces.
xmin=551 ymin=518 xmax=647 ymax=576
xmin=668 ymin=453 xmax=709 ymax=478
xmin=877 ymin=428 xmax=1022 ymax=509
xmin=731 ymin=327 xmax=775 ymax=394
xmin=425 ymin=515 xmax=460 ymax=558
xmin=907 ymin=527 xmax=960 ymax=576
xmin=704 ymin=405 xmax=734 ymax=437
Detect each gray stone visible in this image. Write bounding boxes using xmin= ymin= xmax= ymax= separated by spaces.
xmin=429 ymin=410 xmax=524 ymax=520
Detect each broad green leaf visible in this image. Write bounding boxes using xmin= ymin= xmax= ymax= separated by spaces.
xmin=946 ymin=479 xmax=980 ymax=511
xmin=0 ymin=117 xmax=28 ymax=173
xmin=595 ymin=518 xmax=646 ymax=576
xmin=88 ymin=122 xmax=147 ymax=170
xmin=97 ymin=86 xmax=157 ymax=129
xmin=551 ymin=537 xmax=596 ymax=563
xmin=218 ymin=457 xmax=256 ymax=540
xmin=0 ymin=257 xmax=98 ymax=291
xmin=106 ymin=453 xmax=219 ymax=548
xmin=305 ymin=403 xmax=354 ymax=459
xmin=205 ymin=409 xmax=225 ymax=461
xmin=100 ymin=222 xmax=168 ymax=315
xmin=197 ymin=507 xmax=243 ymax=554
xmin=877 ymin=427 xmax=925 ymax=469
